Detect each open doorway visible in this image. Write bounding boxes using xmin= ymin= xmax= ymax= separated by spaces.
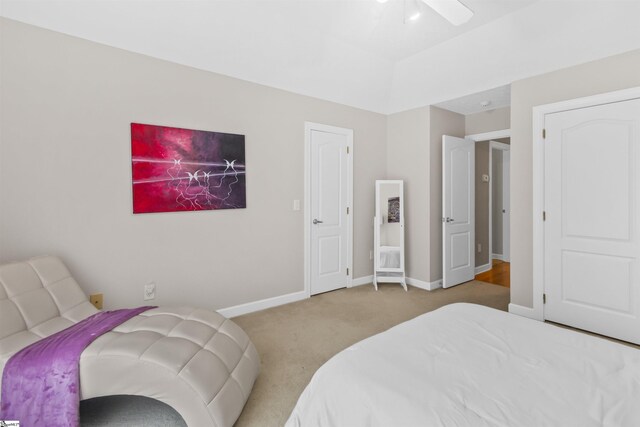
xmin=436 ymin=84 xmax=512 ymax=289
xmin=475 ymin=138 xmax=510 ymax=287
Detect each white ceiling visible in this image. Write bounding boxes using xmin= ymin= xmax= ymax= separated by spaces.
xmin=389 ymin=0 xmax=640 ymax=113
xmin=1 ymin=1 xmax=640 ymax=114
xmin=294 ymin=0 xmax=537 ymax=62
xmin=435 ymin=85 xmax=510 ymax=115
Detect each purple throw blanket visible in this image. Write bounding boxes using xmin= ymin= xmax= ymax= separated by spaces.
xmin=1 ymin=307 xmax=154 ymax=427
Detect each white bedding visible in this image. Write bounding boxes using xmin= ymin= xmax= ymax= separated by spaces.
xmin=286 ymin=303 xmax=640 ymax=427
xmin=379 ymin=245 xmax=401 ymax=268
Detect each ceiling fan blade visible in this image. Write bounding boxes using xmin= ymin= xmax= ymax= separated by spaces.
xmin=420 ymin=0 xmax=474 ymax=26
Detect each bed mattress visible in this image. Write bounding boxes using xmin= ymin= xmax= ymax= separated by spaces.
xmin=286 ymin=303 xmax=640 ymax=427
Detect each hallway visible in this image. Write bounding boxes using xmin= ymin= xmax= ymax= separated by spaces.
xmin=475 ymin=259 xmax=510 ymax=288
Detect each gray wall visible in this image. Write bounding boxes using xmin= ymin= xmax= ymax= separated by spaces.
xmin=5 ymin=18 xmax=637 ymax=311
xmin=0 ymin=18 xmax=387 ymax=310
xmin=511 ymin=48 xmax=640 ymax=308
xmin=386 ymin=107 xmax=430 ymax=282
xmin=386 ymin=106 xmax=465 ymax=284
xmin=474 ymin=141 xmax=490 ymax=267
xmin=465 ymin=107 xmax=510 ymax=135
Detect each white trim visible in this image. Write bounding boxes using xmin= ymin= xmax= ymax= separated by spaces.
xmin=488 ymin=141 xmax=493 ymax=265
xmin=465 ymin=129 xmax=510 ymax=287
xmin=502 ymin=149 xmax=511 ymax=262
xmin=466 ymin=129 xmax=511 ymax=142
xmin=217 ymin=290 xmax=308 ymax=318
xmin=533 ymin=86 xmax=640 ymax=118
xmin=508 ymin=303 xmax=538 ymax=320
xmin=490 ymin=141 xmax=510 ymax=151
xmin=407 ymin=277 xmax=443 ymax=291
xmin=531 ymin=86 xmax=640 ymax=323
xmin=491 ymin=253 xmax=504 ymax=261
xmin=475 ymin=263 xmax=492 ymax=275
xmin=351 ymin=275 xmax=374 ymax=287
xmin=304 ymin=122 xmax=354 ymax=297
xmin=531 ymin=103 xmax=546 ymax=322
xmin=488 ymin=140 xmax=510 ymax=270
xmin=304 ymin=124 xmax=311 ymax=299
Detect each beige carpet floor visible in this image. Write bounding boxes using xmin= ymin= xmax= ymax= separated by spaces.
xmin=232 ymin=281 xmax=509 ymax=427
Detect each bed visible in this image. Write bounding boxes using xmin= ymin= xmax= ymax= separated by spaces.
xmin=286 ymin=303 xmax=640 ymax=426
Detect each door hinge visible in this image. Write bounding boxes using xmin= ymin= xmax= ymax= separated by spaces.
xmin=543 ymin=293 xmax=547 ymax=304
xmin=542 ymin=128 xmax=546 ymax=139
xmin=347 ymin=207 xmax=350 ymax=215
xmin=543 ymin=211 xmax=546 ymax=221
xmin=347 ymin=146 xmax=350 ymax=154
xmin=346 ymin=267 xmax=350 ymax=276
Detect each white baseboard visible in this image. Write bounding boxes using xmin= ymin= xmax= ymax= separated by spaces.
xmin=492 ymin=253 xmax=504 ymax=261
xmin=218 ymin=290 xmax=308 ymax=318
xmin=508 ymin=303 xmax=540 ymax=320
xmin=474 ymin=263 xmax=492 ymax=274
xmin=351 ymin=275 xmax=374 ymax=287
xmin=217 ymin=273 xmax=448 ymax=317
xmin=356 ymin=275 xmax=442 ymax=291
xmin=407 ymin=277 xmax=443 ymax=291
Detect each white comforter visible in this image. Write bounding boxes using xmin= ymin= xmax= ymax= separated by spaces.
xmin=286 ymin=303 xmax=640 ymax=427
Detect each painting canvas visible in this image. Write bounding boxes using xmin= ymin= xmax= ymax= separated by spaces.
xmin=131 ymin=123 xmax=246 ymax=214
xmin=388 ymin=197 xmax=400 ymax=223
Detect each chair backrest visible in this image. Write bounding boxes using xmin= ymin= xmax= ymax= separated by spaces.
xmin=0 ymin=256 xmax=98 ymax=364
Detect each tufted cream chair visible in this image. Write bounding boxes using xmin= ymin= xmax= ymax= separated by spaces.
xmin=0 ymin=256 xmax=260 ymax=427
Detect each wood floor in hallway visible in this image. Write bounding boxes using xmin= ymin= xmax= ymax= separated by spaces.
xmin=475 ymin=259 xmax=510 ymax=287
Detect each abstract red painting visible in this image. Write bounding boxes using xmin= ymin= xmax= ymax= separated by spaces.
xmin=131 ymin=123 xmax=246 ymax=214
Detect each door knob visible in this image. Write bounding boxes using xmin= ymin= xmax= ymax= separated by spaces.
xmin=313 ymin=219 xmax=323 ymax=224
xmin=447 ymin=217 xmax=455 ymax=223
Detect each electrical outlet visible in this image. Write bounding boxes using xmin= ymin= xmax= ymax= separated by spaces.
xmin=293 ymin=199 xmax=301 ymax=211
xmin=89 ymin=293 xmax=103 ymax=310
xmin=477 ymin=243 xmax=482 ymax=253
xmin=144 ymin=282 xmax=156 ymax=301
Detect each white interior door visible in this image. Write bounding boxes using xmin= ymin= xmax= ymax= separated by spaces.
xmin=502 ymin=150 xmax=510 ymax=262
xmin=443 ymin=135 xmax=475 ymax=288
xmin=309 ymin=125 xmax=352 ymax=295
xmin=544 ymin=98 xmax=640 ymax=343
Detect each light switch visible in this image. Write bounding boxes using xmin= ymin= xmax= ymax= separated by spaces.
xmin=482 ymin=174 xmax=490 ymax=182
xmin=144 ymin=282 xmax=156 ymax=301
xmin=293 ymin=199 xmax=301 ymax=211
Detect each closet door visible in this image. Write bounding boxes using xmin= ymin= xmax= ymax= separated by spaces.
xmin=544 ymin=98 xmax=640 ymax=343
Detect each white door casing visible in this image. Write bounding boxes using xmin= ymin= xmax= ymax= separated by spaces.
xmin=305 ymin=123 xmax=353 ymax=296
xmin=489 ymin=141 xmax=510 ymax=263
xmin=502 ymin=149 xmax=511 ymax=262
xmin=443 ymin=135 xmax=475 ymax=288
xmin=544 ymin=98 xmax=640 ymax=344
